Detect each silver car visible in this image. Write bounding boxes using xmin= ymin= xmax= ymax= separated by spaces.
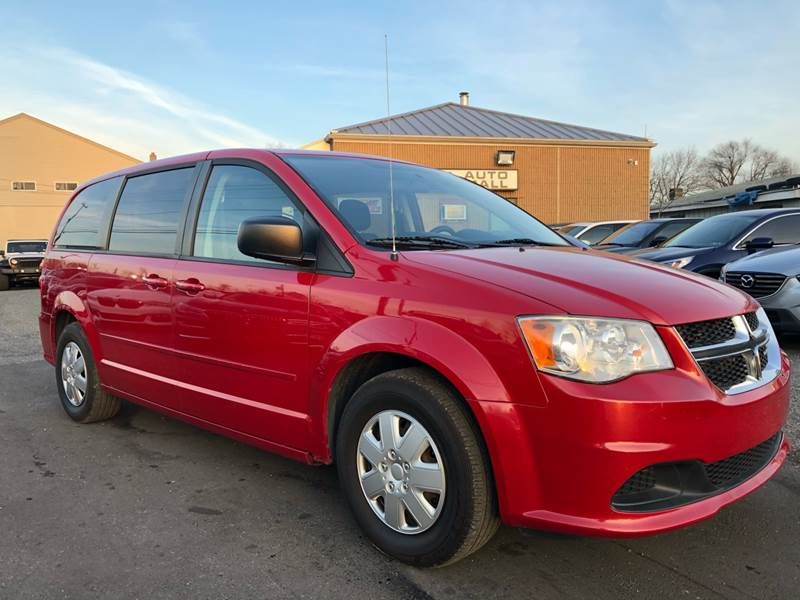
xmin=721 ymin=246 xmax=800 ymax=334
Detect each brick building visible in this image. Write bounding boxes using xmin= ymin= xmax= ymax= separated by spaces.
xmin=306 ymin=93 xmax=654 ymax=224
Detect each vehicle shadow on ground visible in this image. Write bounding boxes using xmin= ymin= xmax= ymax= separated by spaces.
xmin=103 ymin=400 xmax=799 ymax=600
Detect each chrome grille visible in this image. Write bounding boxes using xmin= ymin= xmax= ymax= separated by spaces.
xmin=675 ymin=318 xmax=735 ymax=349
xmin=701 ymin=354 xmax=750 ymax=390
xmin=676 ymin=311 xmax=779 ymax=394
xmin=725 ymin=272 xmax=787 ymax=298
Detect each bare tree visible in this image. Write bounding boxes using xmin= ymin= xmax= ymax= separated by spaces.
xmin=701 ymin=139 xmax=753 ymax=187
xmin=749 ymin=147 xmax=794 ymax=181
xmin=701 ymin=139 xmax=795 ymax=188
xmin=650 ymin=147 xmax=703 ymax=215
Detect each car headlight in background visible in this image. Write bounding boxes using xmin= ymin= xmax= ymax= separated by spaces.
xmin=666 ymin=256 xmax=694 ymax=269
xmin=518 ymin=316 xmax=673 ymax=383
xmin=9 ymin=258 xmax=17 ymax=266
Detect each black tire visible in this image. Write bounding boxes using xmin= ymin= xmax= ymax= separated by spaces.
xmin=55 ymin=322 xmax=121 ymax=423
xmin=336 ymin=367 xmax=499 ymax=567
xmin=0 ymin=274 xmax=9 ymax=291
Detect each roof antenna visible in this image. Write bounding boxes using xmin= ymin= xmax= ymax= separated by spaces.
xmin=384 ymin=34 xmax=398 ymax=261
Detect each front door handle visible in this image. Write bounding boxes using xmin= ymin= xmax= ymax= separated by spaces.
xmin=143 ymin=274 xmax=169 ymax=290
xmin=175 ymin=278 xmax=205 ymax=294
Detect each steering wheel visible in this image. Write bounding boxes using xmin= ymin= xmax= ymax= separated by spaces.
xmin=429 ymin=225 xmax=457 ymax=237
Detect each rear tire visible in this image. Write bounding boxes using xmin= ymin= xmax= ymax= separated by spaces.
xmin=0 ymin=274 xmax=9 ymax=291
xmin=55 ymin=322 xmax=121 ymax=423
xmin=336 ymin=367 xmax=499 ymax=567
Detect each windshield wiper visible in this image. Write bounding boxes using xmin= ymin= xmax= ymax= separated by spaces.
xmin=486 ymin=238 xmax=564 ymax=247
xmin=366 ymin=236 xmax=477 ymax=249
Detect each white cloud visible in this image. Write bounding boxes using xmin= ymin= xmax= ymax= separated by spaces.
xmin=0 ymin=44 xmax=291 ymax=159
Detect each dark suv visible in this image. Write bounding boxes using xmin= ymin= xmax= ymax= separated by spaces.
xmin=594 ymin=218 xmax=701 ymax=254
xmin=630 ymin=209 xmax=800 ymax=278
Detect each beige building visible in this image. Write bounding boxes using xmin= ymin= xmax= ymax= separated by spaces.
xmin=0 ymin=113 xmax=140 ymax=247
xmin=307 ymin=94 xmax=655 ymax=224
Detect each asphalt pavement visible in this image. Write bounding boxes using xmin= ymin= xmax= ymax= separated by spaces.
xmin=1 ymin=286 xmax=799 ymax=599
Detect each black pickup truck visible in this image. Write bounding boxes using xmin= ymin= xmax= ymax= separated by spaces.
xmin=0 ymin=239 xmax=47 ymax=290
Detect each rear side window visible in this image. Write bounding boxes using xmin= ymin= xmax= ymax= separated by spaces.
xmin=53 ymin=177 xmax=122 ymax=249
xmin=743 ymin=214 xmax=800 ymax=245
xmin=580 ymin=224 xmax=616 ymax=244
xmin=656 ymin=220 xmax=695 ymax=241
xmin=109 ymin=168 xmax=195 ymax=255
xmin=192 ymin=165 xmax=303 ymax=263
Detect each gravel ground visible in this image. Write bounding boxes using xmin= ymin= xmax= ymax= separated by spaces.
xmin=1 ymin=286 xmax=799 ymax=599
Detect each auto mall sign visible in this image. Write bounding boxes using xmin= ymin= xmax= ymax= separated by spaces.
xmin=444 ymin=169 xmax=518 ymax=191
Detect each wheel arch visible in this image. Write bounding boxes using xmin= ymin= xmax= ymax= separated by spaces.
xmin=310 ymin=316 xmax=513 ymax=464
xmin=51 ymin=291 xmax=101 ymax=359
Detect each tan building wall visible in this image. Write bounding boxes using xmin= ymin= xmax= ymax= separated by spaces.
xmin=0 ymin=113 xmax=140 ymax=247
xmin=328 ymin=135 xmax=652 ymax=224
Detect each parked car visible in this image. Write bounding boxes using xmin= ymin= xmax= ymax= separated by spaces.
xmin=556 ymin=220 xmax=637 ymax=245
xmin=594 ymin=218 xmax=701 ymax=254
xmin=630 ymin=208 xmax=800 ymax=278
xmin=721 ymin=246 xmax=800 ymax=335
xmin=39 ymin=150 xmax=790 ymax=567
xmin=0 ymin=239 xmax=47 ymax=290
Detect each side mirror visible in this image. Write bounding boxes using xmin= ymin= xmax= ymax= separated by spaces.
xmin=237 ymin=216 xmax=314 ymax=265
xmin=0 ymin=250 xmax=4 ymax=257
xmin=649 ymin=235 xmax=668 ymax=247
xmin=745 ymin=237 xmax=774 ymax=254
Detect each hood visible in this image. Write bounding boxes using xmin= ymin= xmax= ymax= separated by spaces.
xmin=593 ymin=244 xmax=636 ymax=254
xmin=626 ymin=245 xmax=714 ymax=262
xmin=724 ymin=246 xmax=800 ymax=277
xmin=403 ymin=246 xmax=754 ymax=325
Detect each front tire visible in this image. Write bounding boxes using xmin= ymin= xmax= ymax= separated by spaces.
xmin=0 ymin=274 xmax=9 ymax=291
xmin=336 ymin=367 xmax=499 ymax=567
xmin=55 ymin=322 xmax=121 ymax=423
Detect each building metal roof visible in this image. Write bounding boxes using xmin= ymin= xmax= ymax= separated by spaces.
xmin=664 ymin=172 xmax=800 ymax=210
xmin=331 ymin=102 xmax=649 ymax=143
xmin=657 ymin=172 xmax=800 ymax=216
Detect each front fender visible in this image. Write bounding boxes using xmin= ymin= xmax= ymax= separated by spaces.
xmin=309 ymin=315 xmax=512 ymax=461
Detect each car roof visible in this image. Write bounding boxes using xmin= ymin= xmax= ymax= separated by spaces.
xmin=79 ymin=148 xmax=421 ymax=191
xmin=706 ymin=208 xmax=800 ymax=220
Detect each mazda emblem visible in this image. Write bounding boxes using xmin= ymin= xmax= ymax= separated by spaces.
xmin=740 ymin=274 xmax=755 ymax=288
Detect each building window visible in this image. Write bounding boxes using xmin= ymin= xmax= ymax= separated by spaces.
xmin=55 ymin=181 xmax=78 ymax=192
xmin=12 ymin=181 xmax=36 ymax=191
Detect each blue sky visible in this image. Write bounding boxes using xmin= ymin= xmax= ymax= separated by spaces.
xmin=1 ymin=1 xmax=798 ymax=162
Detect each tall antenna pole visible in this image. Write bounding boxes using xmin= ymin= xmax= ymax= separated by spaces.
xmin=384 ymin=34 xmax=398 ymax=260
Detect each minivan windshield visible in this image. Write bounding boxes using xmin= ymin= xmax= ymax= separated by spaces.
xmin=6 ymin=241 xmax=46 ymax=253
xmin=600 ymin=221 xmax=661 ymax=246
xmin=664 ymin=214 xmax=757 ymax=249
xmin=282 ymin=155 xmax=568 ymax=249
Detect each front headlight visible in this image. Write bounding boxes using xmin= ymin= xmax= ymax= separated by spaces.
xmin=666 ymin=256 xmax=694 ymax=269
xmin=9 ymin=258 xmax=17 ymax=266
xmin=517 ymin=316 xmax=673 ymax=383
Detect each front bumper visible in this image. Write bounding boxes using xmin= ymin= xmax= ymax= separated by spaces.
xmin=1 ymin=266 xmax=41 ymax=279
xmin=760 ymin=277 xmax=800 ymax=334
xmin=474 ymin=329 xmax=791 ymax=537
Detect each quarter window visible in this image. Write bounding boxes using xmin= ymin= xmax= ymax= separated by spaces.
xmin=743 ymin=215 xmax=800 ymax=245
xmin=53 ymin=177 xmax=122 ymax=249
xmin=193 ymin=165 xmax=303 ymax=263
xmin=109 ymin=168 xmax=195 ymax=255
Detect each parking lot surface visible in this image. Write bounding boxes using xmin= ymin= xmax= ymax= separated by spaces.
xmin=1 ymin=286 xmax=799 ymax=600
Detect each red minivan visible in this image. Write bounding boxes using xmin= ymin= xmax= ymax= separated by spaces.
xmin=39 ymin=149 xmax=790 ymax=566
